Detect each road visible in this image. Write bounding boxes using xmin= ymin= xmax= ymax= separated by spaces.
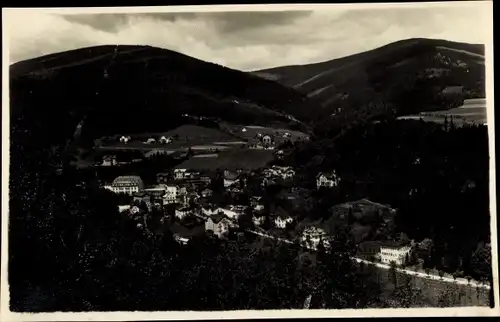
xmin=246 ymin=229 xmax=491 ymax=290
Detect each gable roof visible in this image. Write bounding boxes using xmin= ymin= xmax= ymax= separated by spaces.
xmin=210 ymin=213 xmax=228 ymax=224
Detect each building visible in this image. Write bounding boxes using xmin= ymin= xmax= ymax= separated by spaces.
xmin=186 ymin=191 xmax=200 ymax=206
xmin=133 ymin=193 xmax=152 ymax=211
xmin=300 ymin=226 xmax=330 ymax=250
xmin=108 ymin=176 xmax=145 ymax=195
xmin=101 ymin=155 xmax=117 ymax=167
xmin=316 ymin=171 xmax=340 ymax=189
xmin=145 ymin=137 xmax=156 ymax=144
xmin=357 ymin=241 xmax=382 ymax=260
xmin=241 ymin=127 xmax=248 ymax=132
xmin=174 ymin=169 xmax=188 ymax=180
xmin=119 ymin=136 xmax=131 ymax=143
xmin=253 ymin=214 xmax=266 ymax=227
xmin=205 ymin=213 xmax=232 ymax=238
xmin=201 ymin=188 xmax=213 ymax=198
xmin=379 ymin=242 xmax=412 ymax=266
xmin=159 ymin=136 xmax=173 ymax=144
xmin=162 ymin=185 xmax=179 ymax=205
xmin=224 ymin=171 xmax=239 ymax=188
xmin=118 ymin=205 xmax=131 ymax=213
xmin=274 ymin=216 xmax=294 ymax=229
xmin=175 ymin=207 xmax=191 ymax=220
xmin=144 ymin=186 xmax=167 ymax=199
xmin=201 ymin=206 xmax=240 ymax=221
xmin=199 ymin=175 xmax=211 ymax=183
xmin=174 ymin=234 xmax=190 ymax=245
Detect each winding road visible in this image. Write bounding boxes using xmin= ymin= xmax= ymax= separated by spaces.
xmin=246 ymin=229 xmax=491 ymax=290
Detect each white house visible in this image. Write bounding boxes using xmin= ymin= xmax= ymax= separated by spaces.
xmin=241 ymin=127 xmax=248 ymax=132
xmin=174 ymin=169 xmax=188 ymax=180
xmin=119 ymin=136 xmax=131 ymax=143
xmin=300 ymin=226 xmax=331 ymax=250
xmin=118 ymin=205 xmax=131 ymax=213
xmin=159 ymin=136 xmax=173 ymax=144
xmin=316 ymin=171 xmax=340 ymax=189
xmin=274 ymin=216 xmax=294 ymax=229
xmin=379 ymin=243 xmax=412 ymax=266
xmin=253 ymin=214 xmax=266 ymax=227
xmin=107 ymin=176 xmax=145 ymax=195
xmin=101 ymin=155 xmax=117 ymax=167
xmin=205 ymin=214 xmax=232 ymax=238
xmin=145 ymin=137 xmax=156 ymax=144
xmin=162 ymin=185 xmax=179 ymax=205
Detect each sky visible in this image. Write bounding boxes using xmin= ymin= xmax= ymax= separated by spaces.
xmin=5 ymin=3 xmax=492 ymax=71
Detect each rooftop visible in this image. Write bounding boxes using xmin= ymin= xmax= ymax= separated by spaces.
xmin=380 ymin=240 xmax=411 ymax=249
xmin=210 ymin=213 xmax=228 ymax=223
xmin=112 ymin=175 xmax=144 ymax=187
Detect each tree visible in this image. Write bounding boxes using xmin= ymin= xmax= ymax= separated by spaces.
xmin=389 ymin=273 xmax=422 ymax=308
xmin=307 ymin=227 xmax=382 ymax=309
xmin=237 ymin=208 xmax=255 ymax=231
xmin=388 ymin=261 xmax=398 ymax=286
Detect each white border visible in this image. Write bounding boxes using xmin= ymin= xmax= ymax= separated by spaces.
xmin=1 ymin=2 xmax=498 ymax=321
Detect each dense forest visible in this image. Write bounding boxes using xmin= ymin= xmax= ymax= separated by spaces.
xmin=289 ymin=119 xmax=491 ymax=282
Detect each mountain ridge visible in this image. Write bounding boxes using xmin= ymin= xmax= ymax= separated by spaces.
xmin=10 ymin=44 xmax=317 ymax=155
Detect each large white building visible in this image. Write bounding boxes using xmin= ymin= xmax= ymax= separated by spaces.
xmin=379 ymin=243 xmax=412 ymax=266
xmin=107 ymin=176 xmax=144 ymax=195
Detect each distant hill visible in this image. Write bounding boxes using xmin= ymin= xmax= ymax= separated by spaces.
xmin=253 ymin=38 xmax=486 ymax=137
xmin=10 ymin=45 xmax=316 ymax=155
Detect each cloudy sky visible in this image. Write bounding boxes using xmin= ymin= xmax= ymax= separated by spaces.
xmin=5 ymin=3 xmax=491 ymax=71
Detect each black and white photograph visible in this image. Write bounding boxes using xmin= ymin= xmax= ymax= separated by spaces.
xmin=2 ymin=1 xmax=497 ymax=319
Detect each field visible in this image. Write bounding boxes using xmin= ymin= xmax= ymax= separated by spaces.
xmin=220 ymin=122 xmax=310 ymax=145
xmin=97 ymin=125 xmax=243 ymax=149
xmin=174 ymin=149 xmax=276 ymax=171
xmin=398 ymin=98 xmax=487 ymax=126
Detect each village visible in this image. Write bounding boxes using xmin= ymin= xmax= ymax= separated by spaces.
xmin=92 ymin=124 xmax=463 ymax=281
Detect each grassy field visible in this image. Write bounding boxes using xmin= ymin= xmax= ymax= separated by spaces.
xmin=175 ymin=149 xmax=276 ymax=171
xmin=398 ymin=98 xmax=487 ymax=126
xmin=98 ymin=125 xmax=243 ymax=149
xmin=220 ymin=122 xmax=310 ymax=144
